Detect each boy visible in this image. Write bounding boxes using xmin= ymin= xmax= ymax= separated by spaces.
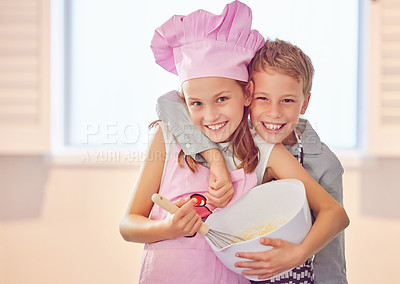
xmin=156 ymin=39 xmax=347 ymax=283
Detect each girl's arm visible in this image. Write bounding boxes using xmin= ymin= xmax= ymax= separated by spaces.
xmin=119 ymin=124 xmax=202 ymax=243
xmin=157 ymin=91 xmax=234 ymax=208
xmin=235 ymin=143 xmax=349 ymax=279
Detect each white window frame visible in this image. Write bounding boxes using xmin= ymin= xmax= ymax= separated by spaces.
xmin=51 ymin=0 xmax=140 ymax=165
xmin=50 ymin=0 xmax=364 ymax=166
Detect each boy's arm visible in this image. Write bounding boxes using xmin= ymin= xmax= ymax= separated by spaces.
xmin=319 ymin=159 xmax=344 ymax=206
xmin=156 ymin=91 xmax=218 ymax=162
xmin=202 ymin=149 xmax=234 ymax=209
xmin=157 ymin=91 xmax=234 ymax=208
xmin=235 ymin=144 xmax=349 ymax=280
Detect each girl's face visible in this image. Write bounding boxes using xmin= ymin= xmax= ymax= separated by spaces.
xmin=182 ymin=77 xmax=251 ymax=143
xmin=250 ymin=69 xmax=310 ymax=145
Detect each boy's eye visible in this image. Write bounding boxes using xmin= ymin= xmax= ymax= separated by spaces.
xmin=282 ymin=99 xmax=294 ymax=103
xmin=217 ymin=97 xmax=228 ymax=102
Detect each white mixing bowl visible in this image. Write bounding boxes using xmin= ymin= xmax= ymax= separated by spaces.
xmin=205 ymin=179 xmax=312 ymax=281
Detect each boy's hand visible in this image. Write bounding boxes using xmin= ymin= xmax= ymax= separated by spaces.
xmin=234 ymin=238 xmax=307 ymax=280
xmin=201 ymin=148 xmax=234 ymax=209
xmin=205 ymin=166 xmax=234 ymax=209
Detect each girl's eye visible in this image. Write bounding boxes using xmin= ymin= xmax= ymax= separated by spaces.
xmin=192 ymin=101 xmax=202 ymax=107
xmin=217 ymin=97 xmax=228 ymax=103
xmin=255 ymin=96 xmax=267 ymax=101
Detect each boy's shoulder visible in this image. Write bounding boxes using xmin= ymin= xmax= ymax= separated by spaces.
xmin=298 ymin=119 xmax=344 ymax=175
xmin=150 ymin=120 xmax=179 ymax=150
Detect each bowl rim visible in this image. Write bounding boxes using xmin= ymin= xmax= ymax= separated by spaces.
xmin=206 ymin=179 xmax=308 ymax=251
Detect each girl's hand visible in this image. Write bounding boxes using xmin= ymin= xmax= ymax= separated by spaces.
xmin=234 ymin=238 xmax=307 ymax=280
xmin=165 ymin=198 xmax=203 ymax=238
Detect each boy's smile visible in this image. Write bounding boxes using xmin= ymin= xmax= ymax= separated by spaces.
xmin=261 ymin=122 xmax=285 ymax=131
xmin=250 ymin=68 xmax=310 ymax=145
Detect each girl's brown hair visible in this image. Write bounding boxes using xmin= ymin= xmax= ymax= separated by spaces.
xmin=178 ymin=80 xmax=259 ymax=173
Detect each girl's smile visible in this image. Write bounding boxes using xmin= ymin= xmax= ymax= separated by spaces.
xmin=205 ymin=121 xmax=228 ymax=131
xmin=182 ymin=77 xmax=251 ymax=143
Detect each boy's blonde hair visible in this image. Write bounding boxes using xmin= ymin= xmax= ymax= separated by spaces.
xmin=248 ymin=39 xmax=314 ymax=96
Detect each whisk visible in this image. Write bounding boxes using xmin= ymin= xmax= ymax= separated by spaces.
xmin=152 ymin=194 xmax=245 ymax=249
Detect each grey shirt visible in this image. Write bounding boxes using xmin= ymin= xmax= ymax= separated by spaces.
xmin=156 ymin=91 xmax=347 ymax=284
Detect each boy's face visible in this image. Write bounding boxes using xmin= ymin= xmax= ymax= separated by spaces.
xmin=250 ymin=68 xmax=310 ymax=145
xmin=182 ymin=77 xmax=251 ymax=143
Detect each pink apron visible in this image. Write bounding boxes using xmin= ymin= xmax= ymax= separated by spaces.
xmin=139 ymin=144 xmax=257 ymax=284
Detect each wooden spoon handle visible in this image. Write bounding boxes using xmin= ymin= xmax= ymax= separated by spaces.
xmin=152 ymin=194 xmax=209 ymax=236
xmin=151 ymin=194 xmax=179 ymax=214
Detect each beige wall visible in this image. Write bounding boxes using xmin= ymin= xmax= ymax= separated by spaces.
xmin=1 ymin=156 xmax=400 ymax=283
xmin=0 ymin=157 xmax=142 ymax=284
xmin=343 ymin=158 xmax=400 ymax=283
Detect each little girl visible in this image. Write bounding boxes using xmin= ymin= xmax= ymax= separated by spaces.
xmin=119 ymin=1 xmax=349 ymax=283
xmin=120 ymin=2 xmax=268 ymax=283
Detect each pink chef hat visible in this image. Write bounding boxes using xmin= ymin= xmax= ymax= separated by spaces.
xmin=151 ymin=1 xmax=265 ymax=83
